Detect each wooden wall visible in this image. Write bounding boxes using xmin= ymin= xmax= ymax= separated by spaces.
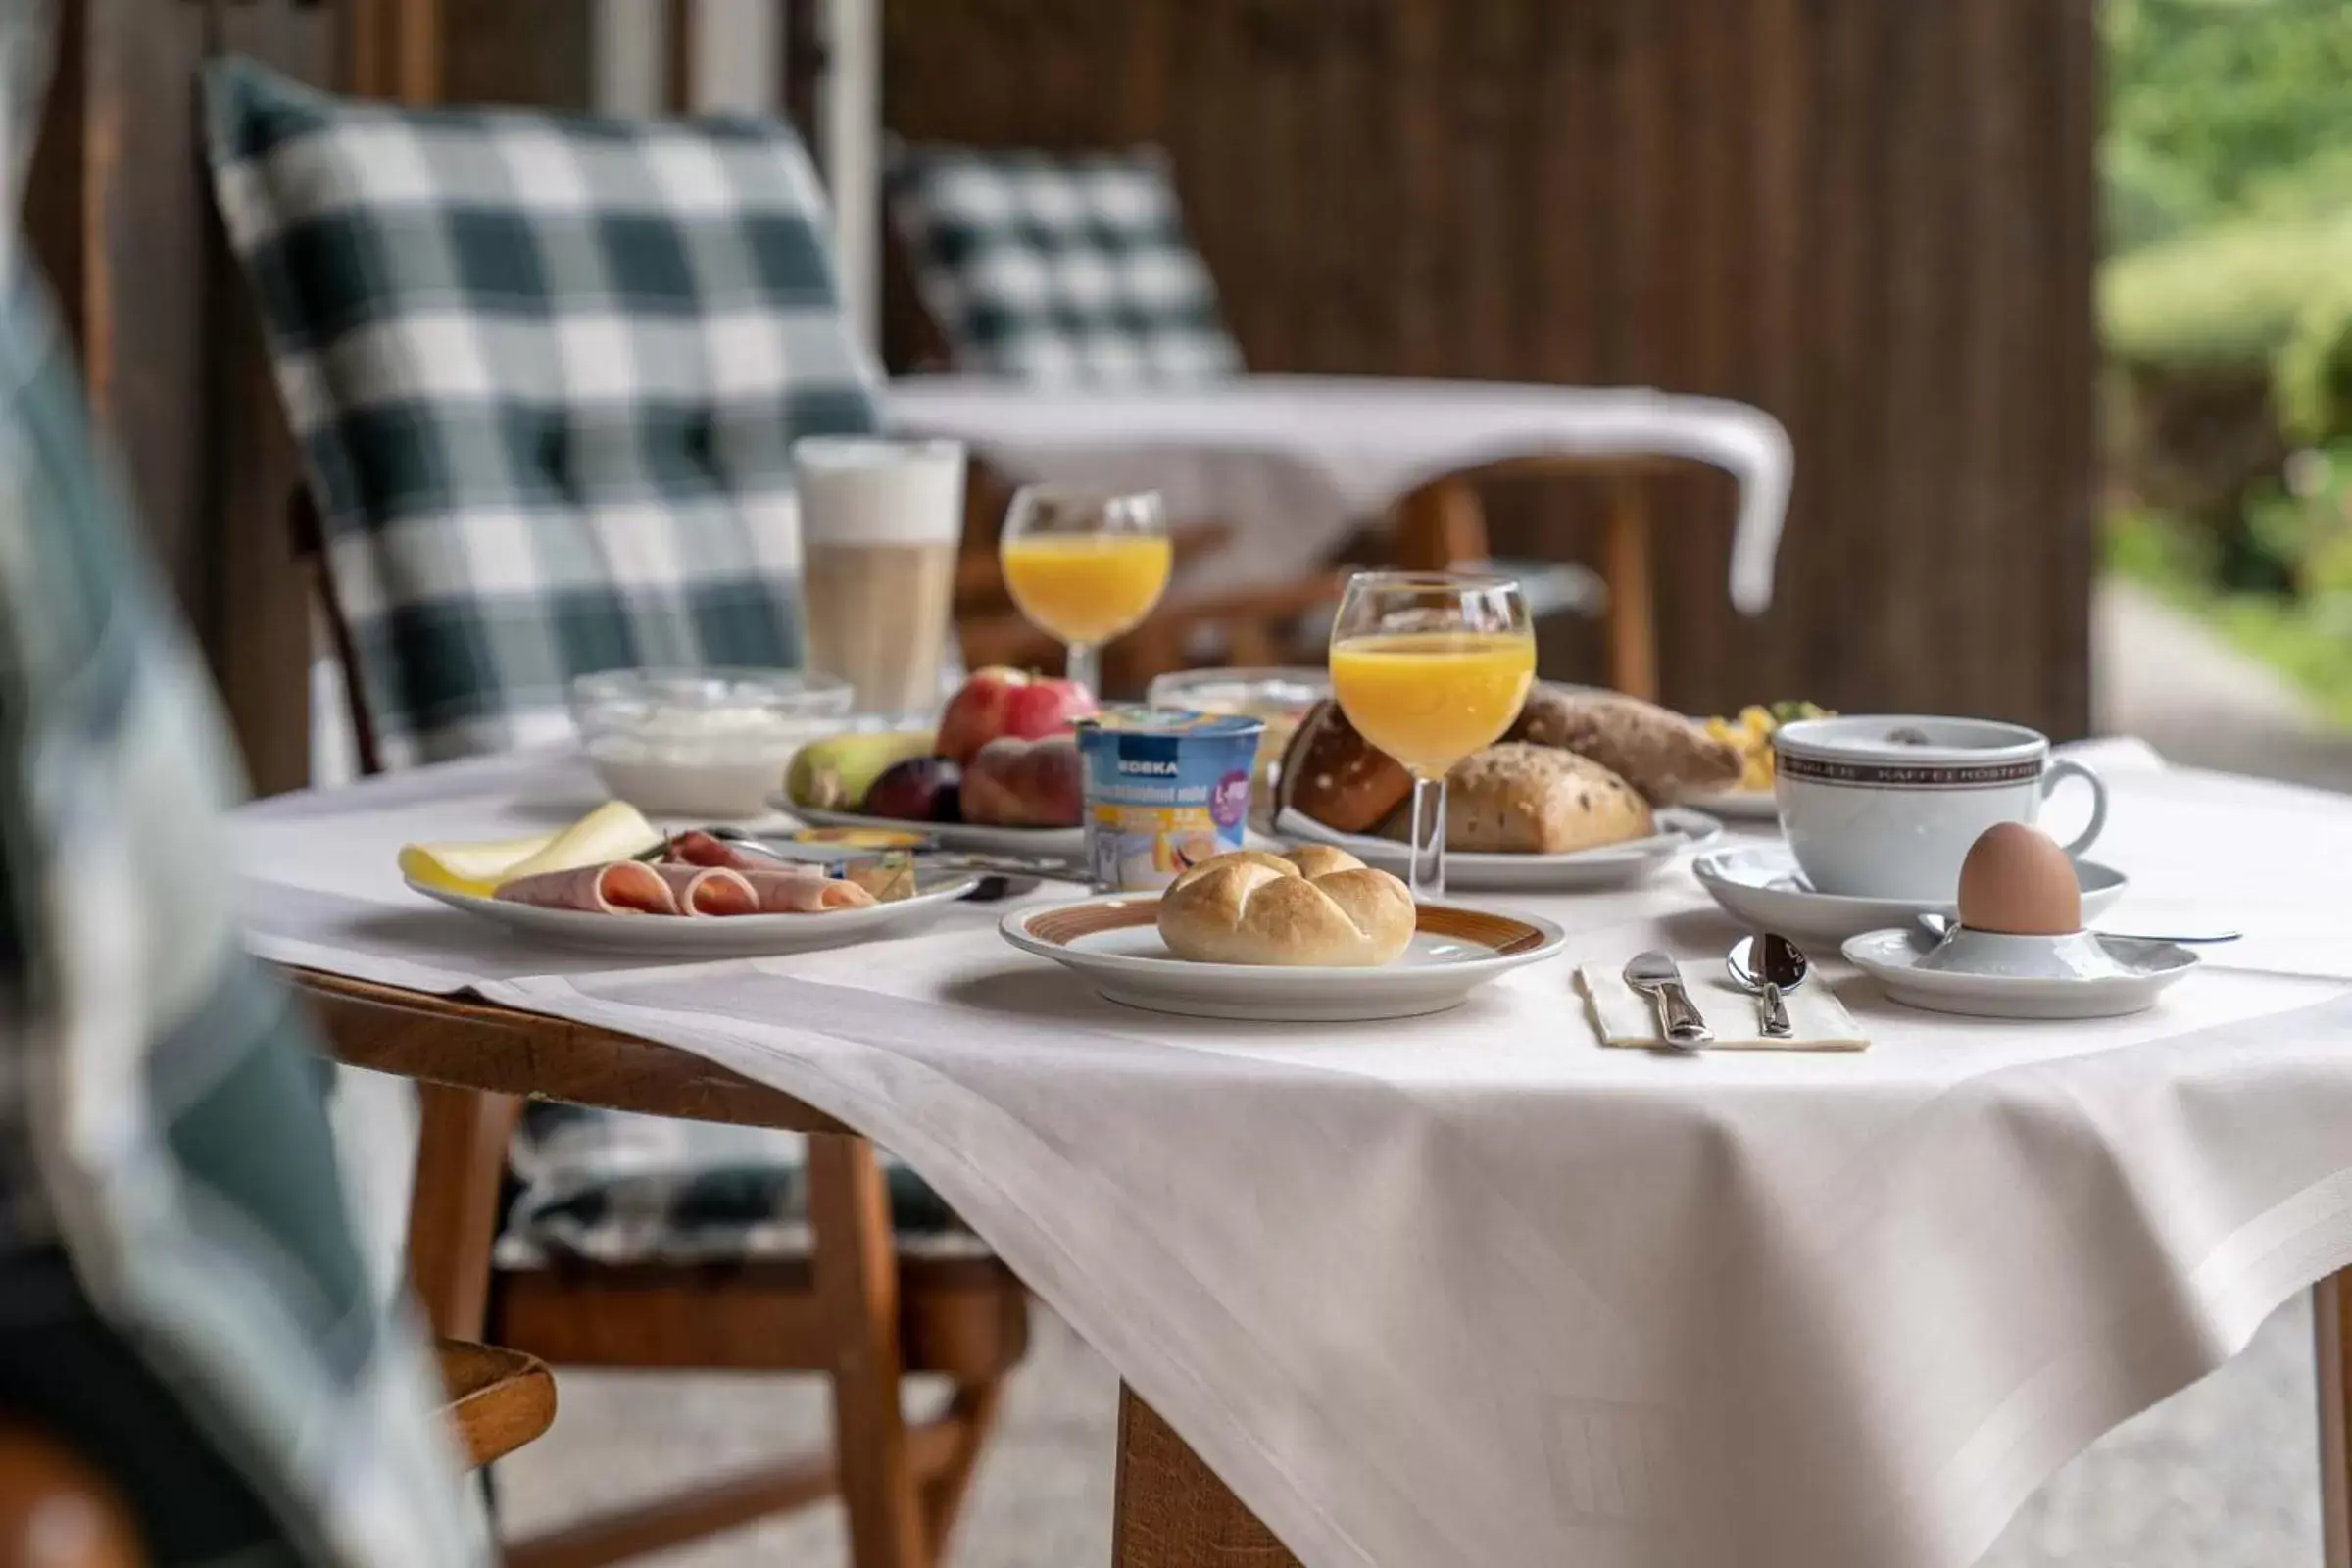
xmin=882 ymin=0 xmax=2100 ymax=736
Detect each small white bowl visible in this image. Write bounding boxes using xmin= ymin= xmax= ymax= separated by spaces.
xmin=572 ymin=667 xmax=855 ymax=819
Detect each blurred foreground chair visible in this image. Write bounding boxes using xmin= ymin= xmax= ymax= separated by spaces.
xmin=208 ymin=54 xmax=1024 ymax=1568
xmin=0 ymin=17 xmax=480 ymax=1562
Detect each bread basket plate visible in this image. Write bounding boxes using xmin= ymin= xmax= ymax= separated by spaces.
xmin=1000 ymin=897 xmax=1567 ymax=1022
xmin=1681 ymin=786 xmax=1778 ymax=822
xmin=407 ymin=873 xmax=983 ymax=957
xmin=1271 ymin=807 xmax=1722 ymax=891
xmin=782 ymin=802 xmax=1086 ymax=858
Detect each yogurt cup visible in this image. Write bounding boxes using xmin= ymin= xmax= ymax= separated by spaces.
xmin=1075 ymin=709 xmax=1265 ymax=893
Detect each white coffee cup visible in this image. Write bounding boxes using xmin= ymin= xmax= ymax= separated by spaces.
xmin=1773 ymin=715 xmax=2108 ymax=903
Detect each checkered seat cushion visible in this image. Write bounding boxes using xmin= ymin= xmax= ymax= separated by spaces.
xmin=889 ymin=143 xmax=1243 ymax=384
xmin=206 ymin=61 xmax=977 ymax=1272
xmin=206 ymin=58 xmax=882 ymax=770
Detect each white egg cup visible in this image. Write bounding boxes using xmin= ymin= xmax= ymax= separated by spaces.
xmin=1914 ymin=926 xmax=2124 ymax=980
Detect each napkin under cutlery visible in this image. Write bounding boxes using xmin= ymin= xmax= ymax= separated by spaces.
xmin=1576 ymin=964 xmax=1870 ymax=1052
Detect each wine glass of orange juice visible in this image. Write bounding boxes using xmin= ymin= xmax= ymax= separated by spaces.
xmin=1000 ymin=485 xmax=1172 ymax=698
xmin=1328 ymin=571 xmax=1536 ymax=901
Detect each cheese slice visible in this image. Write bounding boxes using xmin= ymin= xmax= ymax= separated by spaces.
xmin=398 ymin=801 xmax=663 ymax=897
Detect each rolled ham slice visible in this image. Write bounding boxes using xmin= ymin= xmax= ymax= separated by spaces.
xmin=494 ymin=861 xmax=679 ymax=915
xmin=737 ymin=867 xmax=877 ymax=913
xmin=651 ymin=862 xmax=760 ymax=917
xmin=665 ymin=830 xmax=772 ymax=873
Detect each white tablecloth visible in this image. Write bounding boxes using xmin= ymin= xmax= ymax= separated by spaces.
xmin=234 ymin=747 xmax=2352 ymax=1568
xmin=886 ymin=374 xmax=1795 ymax=611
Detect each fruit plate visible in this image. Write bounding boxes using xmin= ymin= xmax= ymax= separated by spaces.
xmin=407 ymin=872 xmax=984 ymax=956
xmin=784 ymin=803 xmax=1087 ymax=858
xmin=1271 ymin=807 xmax=1722 ymax=891
xmin=1002 ymin=896 xmax=1565 ymax=1022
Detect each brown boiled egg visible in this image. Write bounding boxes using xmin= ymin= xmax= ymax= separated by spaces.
xmin=1955 ymin=822 xmax=2082 ymax=936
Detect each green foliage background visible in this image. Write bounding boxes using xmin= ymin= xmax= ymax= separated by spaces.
xmin=2102 ymin=0 xmax=2352 ymax=720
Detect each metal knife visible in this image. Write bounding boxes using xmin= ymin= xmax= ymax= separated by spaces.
xmin=1623 ymin=951 xmax=1712 ymax=1049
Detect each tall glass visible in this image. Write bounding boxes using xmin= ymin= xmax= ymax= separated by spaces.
xmin=794 ymin=437 xmax=966 ymax=721
xmin=1327 ymin=571 xmax=1536 ymax=901
xmin=999 ymin=485 xmax=1171 ymax=699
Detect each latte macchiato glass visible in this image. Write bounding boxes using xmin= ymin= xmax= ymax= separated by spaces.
xmin=793 ymin=437 xmax=965 ymax=720
xmin=1773 ymin=716 xmax=2108 ymax=904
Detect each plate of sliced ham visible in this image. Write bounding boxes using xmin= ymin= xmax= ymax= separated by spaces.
xmin=407 ymin=835 xmax=983 ymax=956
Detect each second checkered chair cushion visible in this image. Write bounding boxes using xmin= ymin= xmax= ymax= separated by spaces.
xmin=207 ymin=57 xmax=880 ymax=769
xmin=889 ymin=143 xmax=1243 ymax=385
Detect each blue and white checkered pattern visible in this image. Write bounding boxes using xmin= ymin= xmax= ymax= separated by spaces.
xmin=207 ymin=58 xmax=883 ymax=768
xmin=890 ymin=143 xmax=1243 ymax=385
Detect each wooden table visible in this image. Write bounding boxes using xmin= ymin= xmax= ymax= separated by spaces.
xmin=295 ymin=965 xmax=2352 ymax=1568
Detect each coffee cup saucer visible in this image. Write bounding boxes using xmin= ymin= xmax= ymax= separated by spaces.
xmin=1841 ymin=926 xmax=2195 ymax=1019
xmin=1690 ymin=845 xmax=2129 ymax=943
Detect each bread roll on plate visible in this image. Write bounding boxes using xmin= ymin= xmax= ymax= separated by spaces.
xmin=1157 ymin=847 xmax=1415 ymax=967
xmin=1433 ymin=743 xmax=1654 ymax=854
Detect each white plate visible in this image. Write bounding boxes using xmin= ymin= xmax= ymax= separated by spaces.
xmin=1683 ymin=787 xmax=1779 ymax=822
xmin=1691 ymin=845 xmax=2128 ymax=943
xmin=783 ymin=802 xmax=1086 ymax=858
xmin=1001 ymin=896 xmax=1565 ymax=1021
xmin=1271 ymin=807 xmax=1722 ymax=892
xmin=1842 ymin=927 xmax=2196 ymax=1019
xmin=407 ymin=873 xmax=983 ymax=956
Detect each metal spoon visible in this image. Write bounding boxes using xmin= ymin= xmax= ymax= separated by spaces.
xmin=1913 ymin=912 xmax=2240 ymax=947
xmin=1727 ymin=933 xmax=1809 ymax=1038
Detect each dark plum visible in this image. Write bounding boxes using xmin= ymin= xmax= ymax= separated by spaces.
xmin=864 ymin=757 xmax=961 ymax=823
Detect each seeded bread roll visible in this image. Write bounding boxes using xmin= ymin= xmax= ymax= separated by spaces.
xmin=1274 ymin=700 xmax=1413 ymax=833
xmin=1506 ymin=685 xmax=1740 ymax=805
xmin=1403 ymin=743 xmax=1653 ymax=854
xmin=1156 ymin=847 xmax=1416 ymax=967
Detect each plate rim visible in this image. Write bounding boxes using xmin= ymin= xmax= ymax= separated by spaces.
xmin=407 ymin=870 xmax=982 ymax=933
xmin=1693 ymin=845 xmax=2129 ymax=912
xmin=1840 ymin=927 xmax=2197 ymax=993
xmin=1271 ymin=805 xmax=1722 ymax=870
xmin=1000 ymin=894 xmax=1567 ymax=983
xmin=783 ymin=799 xmax=1087 ymax=852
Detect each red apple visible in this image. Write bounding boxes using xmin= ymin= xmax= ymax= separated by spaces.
xmin=960 ymin=734 xmax=1085 ymax=827
xmin=936 ymin=667 xmax=1097 ymax=765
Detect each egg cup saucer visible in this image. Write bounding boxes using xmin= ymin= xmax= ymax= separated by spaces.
xmin=1690 ymin=845 xmax=2128 ymax=944
xmin=1842 ymin=927 xmax=2196 ymax=1019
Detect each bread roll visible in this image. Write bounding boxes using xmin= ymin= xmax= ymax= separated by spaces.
xmin=1157 ymin=847 xmax=1415 ymax=967
xmin=1415 ymin=743 xmax=1653 ymax=854
xmin=1506 ymin=686 xmax=1740 ymax=804
xmin=1274 ymin=700 xmax=1412 ymax=833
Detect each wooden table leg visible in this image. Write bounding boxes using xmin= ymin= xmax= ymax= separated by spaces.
xmin=1111 ymin=1386 xmax=1299 ymax=1568
xmin=808 ymin=1132 xmax=929 ymax=1568
xmin=2320 ymin=1272 xmax=2352 ymax=1568
xmin=405 ymin=1082 xmax=520 ymax=1342
xmin=1393 ymin=475 xmax=1491 ymax=571
xmin=1603 ymin=476 xmax=1658 ymax=701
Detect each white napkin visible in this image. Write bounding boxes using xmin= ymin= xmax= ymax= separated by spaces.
xmin=1576 ymin=963 xmax=1870 ymax=1051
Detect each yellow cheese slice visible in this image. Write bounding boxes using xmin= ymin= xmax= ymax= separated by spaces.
xmin=398 ymin=801 xmax=663 ymax=897
xmin=398 ymin=832 xmax=558 ymax=898
xmin=490 ymin=801 xmax=663 ymax=885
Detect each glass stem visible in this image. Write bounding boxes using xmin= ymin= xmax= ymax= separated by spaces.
xmin=1065 ymin=642 xmax=1101 ymax=700
xmin=1406 ymin=775 xmax=1446 ymax=902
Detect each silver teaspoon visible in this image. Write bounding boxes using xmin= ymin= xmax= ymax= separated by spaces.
xmin=1727 ymin=933 xmax=1809 ymax=1038
xmin=1913 ymin=912 xmax=2240 ymax=947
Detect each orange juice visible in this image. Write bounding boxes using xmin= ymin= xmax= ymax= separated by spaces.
xmin=1329 ymin=630 xmax=1536 ymax=777
xmin=1002 ymin=533 xmax=1173 ymax=646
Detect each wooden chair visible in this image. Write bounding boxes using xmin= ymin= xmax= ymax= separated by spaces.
xmin=297 ymin=12 xmax=1031 ymax=1565
xmin=0 ymin=1342 xmax=553 ymax=1568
